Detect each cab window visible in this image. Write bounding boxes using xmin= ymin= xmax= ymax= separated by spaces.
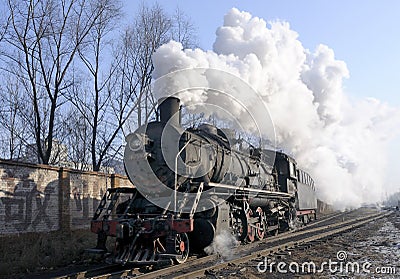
xmin=289 ymin=161 xmax=296 ymax=178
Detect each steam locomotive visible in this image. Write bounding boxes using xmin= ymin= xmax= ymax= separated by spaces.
xmin=89 ymin=97 xmax=317 ymax=265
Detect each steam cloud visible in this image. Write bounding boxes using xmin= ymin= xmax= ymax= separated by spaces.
xmin=204 ymin=230 xmax=239 ymax=259
xmin=152 ymin=8 xmax=400 ymax=209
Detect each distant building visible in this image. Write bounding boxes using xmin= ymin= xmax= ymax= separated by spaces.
xmin=103 ymin=158 xmax=125 ymax=175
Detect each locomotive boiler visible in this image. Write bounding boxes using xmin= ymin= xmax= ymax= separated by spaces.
xmin=89 ymin=96 xmax=317 ymax=265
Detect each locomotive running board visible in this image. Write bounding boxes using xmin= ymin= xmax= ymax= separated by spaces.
xmin=208 ymin=182 xmax=294 ymax=198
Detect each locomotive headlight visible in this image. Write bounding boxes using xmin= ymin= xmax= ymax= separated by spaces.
xmin=128 ymin=134 xmax=143 ymax=152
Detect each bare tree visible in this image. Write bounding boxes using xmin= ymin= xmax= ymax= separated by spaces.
xmin=0 ymin=2 xmax=9 ymax=43
xmin=67 ymin=2 xmax=197 ymax=171
xmin=170 ymin=7 xmax=198 ymax=49
xmin=122 ymin=3 xmax=197 ymax=129
xmin=0 ymin=75 xmax=31 ymax=160
xmin=0 ymin=0 xmax=115 ymax=165
xmin=129 ymin=3 xmax=172 ymax=127
xmin=0 ymin=1 xmax=198 ymax=172
xmin=61 ymin=106 xmax=91 ymax=170
xmin=64 ymin=0 xmax=124 ymax=171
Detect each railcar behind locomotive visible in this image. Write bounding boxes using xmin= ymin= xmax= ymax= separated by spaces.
xmin=89 ymin=97 xmax=317 ymax=265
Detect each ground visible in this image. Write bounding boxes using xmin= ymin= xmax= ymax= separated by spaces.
xmin=0 ymin=229 xmax=109 ymax=279
xmin=213 ymin=210 xmax=400 ymax=279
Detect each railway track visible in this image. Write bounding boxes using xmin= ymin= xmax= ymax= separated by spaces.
xmin=55 ymin=209 xmax=389 ymax=279
xmin=169 ymin=211 xmax=392 ymax=279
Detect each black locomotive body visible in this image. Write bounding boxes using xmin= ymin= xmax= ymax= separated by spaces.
xmin=90 ymin=97 xmax=317 ymax=265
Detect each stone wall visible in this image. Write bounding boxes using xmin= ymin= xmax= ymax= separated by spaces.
xmin=0 ymin=160 xmax=133 ymax=235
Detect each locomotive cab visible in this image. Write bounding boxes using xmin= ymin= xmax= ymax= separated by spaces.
xmin=272 ymin=151 xmax=297 ymax=194
xmin=270 ymin=151 xmax=317 ymax=224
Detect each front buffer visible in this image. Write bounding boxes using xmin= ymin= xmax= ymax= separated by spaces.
xmin=89 ymin=187 xmax=193 ymax=265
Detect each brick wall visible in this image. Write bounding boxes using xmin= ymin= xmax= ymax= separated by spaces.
xmin=0 ymin=160 xmax=133 ymax=235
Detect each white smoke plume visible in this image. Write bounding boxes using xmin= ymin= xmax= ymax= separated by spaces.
xmin=152 ymin=8 xmax=400 ymax=209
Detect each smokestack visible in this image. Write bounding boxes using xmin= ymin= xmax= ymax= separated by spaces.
xmin=158 ymin=97 xmax=181 ymax=127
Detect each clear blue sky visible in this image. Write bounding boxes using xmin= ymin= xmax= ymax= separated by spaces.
xmin=125 ymin=0 xmax=400 ymax=107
